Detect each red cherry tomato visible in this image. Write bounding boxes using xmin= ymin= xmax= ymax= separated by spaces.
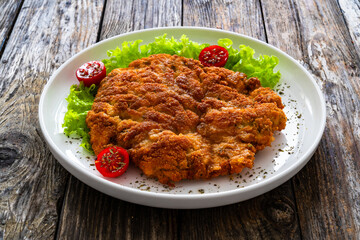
xmin=95 ymin=146 xmax=129 ymax=178
xmin=199 ymin=45 xmax=229 ymax=67
xmin=76 ymin=61 xmax=106 ymax=87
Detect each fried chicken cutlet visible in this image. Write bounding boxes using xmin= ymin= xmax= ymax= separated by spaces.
xmin=86 ymin=54 xmax=286 ymax=185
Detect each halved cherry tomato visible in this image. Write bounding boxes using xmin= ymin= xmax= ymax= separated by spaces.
xmin=76 ymin=61 xmax=106 ymax=87
xmin=199 ymin=45 xmax=229 ymax=67
xmin=95 ymin=146 xmax=129 ymax=178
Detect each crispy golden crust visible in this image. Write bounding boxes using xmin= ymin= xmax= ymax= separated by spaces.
xmin=86 ymin=54 xmax=286 ymax=185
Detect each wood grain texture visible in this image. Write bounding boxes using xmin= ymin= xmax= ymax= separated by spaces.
xmin=100 ymin=0 xmax=182 ymax=39
xmin=261 ymin=0 xmax=360 ymax=238
xmin=178 ymin=185 xmax=300 ymax=240
xmin=1 ymin=0 xmax=358 ymax=238
xmin=57 ymin=0 xmax=182 ymax=239
xmin=180 ymin=0 xmax=301 ymax=239
xmin=57 ymin=177 xmax=178 ymax=240
xmin=0 ymin=0 xmax=23 ymax=56
xmin=0 ymin=0 xmax=104 ymax=239
xmin=57 ymin=0 xmax=302 ymax=239
xmin=338 ymin=0 xmax=360 ymax=56
xmin=183 ymin=0 xmax=266 ymax=40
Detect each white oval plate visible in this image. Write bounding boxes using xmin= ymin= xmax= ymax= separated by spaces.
xmin=39 ymin=27 xmax=326 ymax=209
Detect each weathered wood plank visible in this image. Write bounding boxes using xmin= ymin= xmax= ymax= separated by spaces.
xmin=0 ymin=0 xmax=104 ymax=239
xmin=100 ymin=0 xmax=182 ymax=39
xmin=261 ymin=0 xmax=360 ymax=238
xmin=0 ymin=0 xmax=23 ymax=56
xmin=179 ymin=0 xmax=301 ymax=239
xmin=57 ymin=177 xmax=179 ymax=240
xmin=338 ymin=0 xmax=360 ymax=55
xmin=183 ymin=0 xmax=267 ymax=40
xmin=58 ymin=0 xmax=302 ymax=239
xmin=57 ymin=0 xmax=183 ymax=239
xmin=179 ymin=185 xmax=300 ymax=240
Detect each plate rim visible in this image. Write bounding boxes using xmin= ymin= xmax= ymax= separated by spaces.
xmin=38 ymin=26 xmax=326 ymax=208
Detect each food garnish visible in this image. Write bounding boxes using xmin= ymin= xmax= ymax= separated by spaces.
xmin=86 ymin=54 xmax=286 ymax=185
xmin=102 ymin=34 xmax=281 ymax=88
xmin=95 ymin=146 xmax=129 ymax=177
xmin=62 ymin=82 xmax=97 ymax=152
xmin=76 ymin=61 xmax=106 ymax=87
xmin=63 ymin=34 xmax=285 ymax=183
xmin=64 ymin=35 xmax=283 ymax=153
xmin=199 ymin=45 xmax=229 ymax=67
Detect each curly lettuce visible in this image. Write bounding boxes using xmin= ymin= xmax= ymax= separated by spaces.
xmin=102 ymin=34 xmax=210 ymax=73
xmin=218 ymin=38 xmax=281 ymax=88
xmin=103 ymin=34 xmax=281 ymax=88
xmin=64 ymin=34 xmax=282 ymax=152
xmin=62 ymin=82 xmax=97 ymax=152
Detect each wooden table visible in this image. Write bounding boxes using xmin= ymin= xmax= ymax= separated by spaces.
xmin=1 ymin=0 xmax=359 ymax=239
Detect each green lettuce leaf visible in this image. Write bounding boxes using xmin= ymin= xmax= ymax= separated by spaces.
xmin=65 ymin=34 xmax=282 ymax=152
xmin=102 ymin=34 xmax=210 ymax=73
xmin=102 ymin=40 xmax=143 ymax=73
xmin=62 ymin=82 xmax=97 ymax=153
xmin=103 ymin=34 xmax=281 ymax=88
xmin=218 ymin=38 xmax=281 ymax=88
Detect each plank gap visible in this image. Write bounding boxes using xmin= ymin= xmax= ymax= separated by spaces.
xmin=96 ymin=0 xmax=108 ymax=43
xmin=0 ymin=0 xmax=25 ymax=59
xmin=54 ymin=176 xmax=71 ymax=240
xmin=288 ymin=0 xmax=306 ymax=61
xmin=290 ymin=179 xmax=304 ymax=240
xmin=181 ymin=0 xmax=184 ymax=26
xmin=258 ymin=0 xmax=269 ymax=43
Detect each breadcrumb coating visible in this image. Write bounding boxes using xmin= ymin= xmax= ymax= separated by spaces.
xmin=86 ymin=54 xmax=286 ymax=185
